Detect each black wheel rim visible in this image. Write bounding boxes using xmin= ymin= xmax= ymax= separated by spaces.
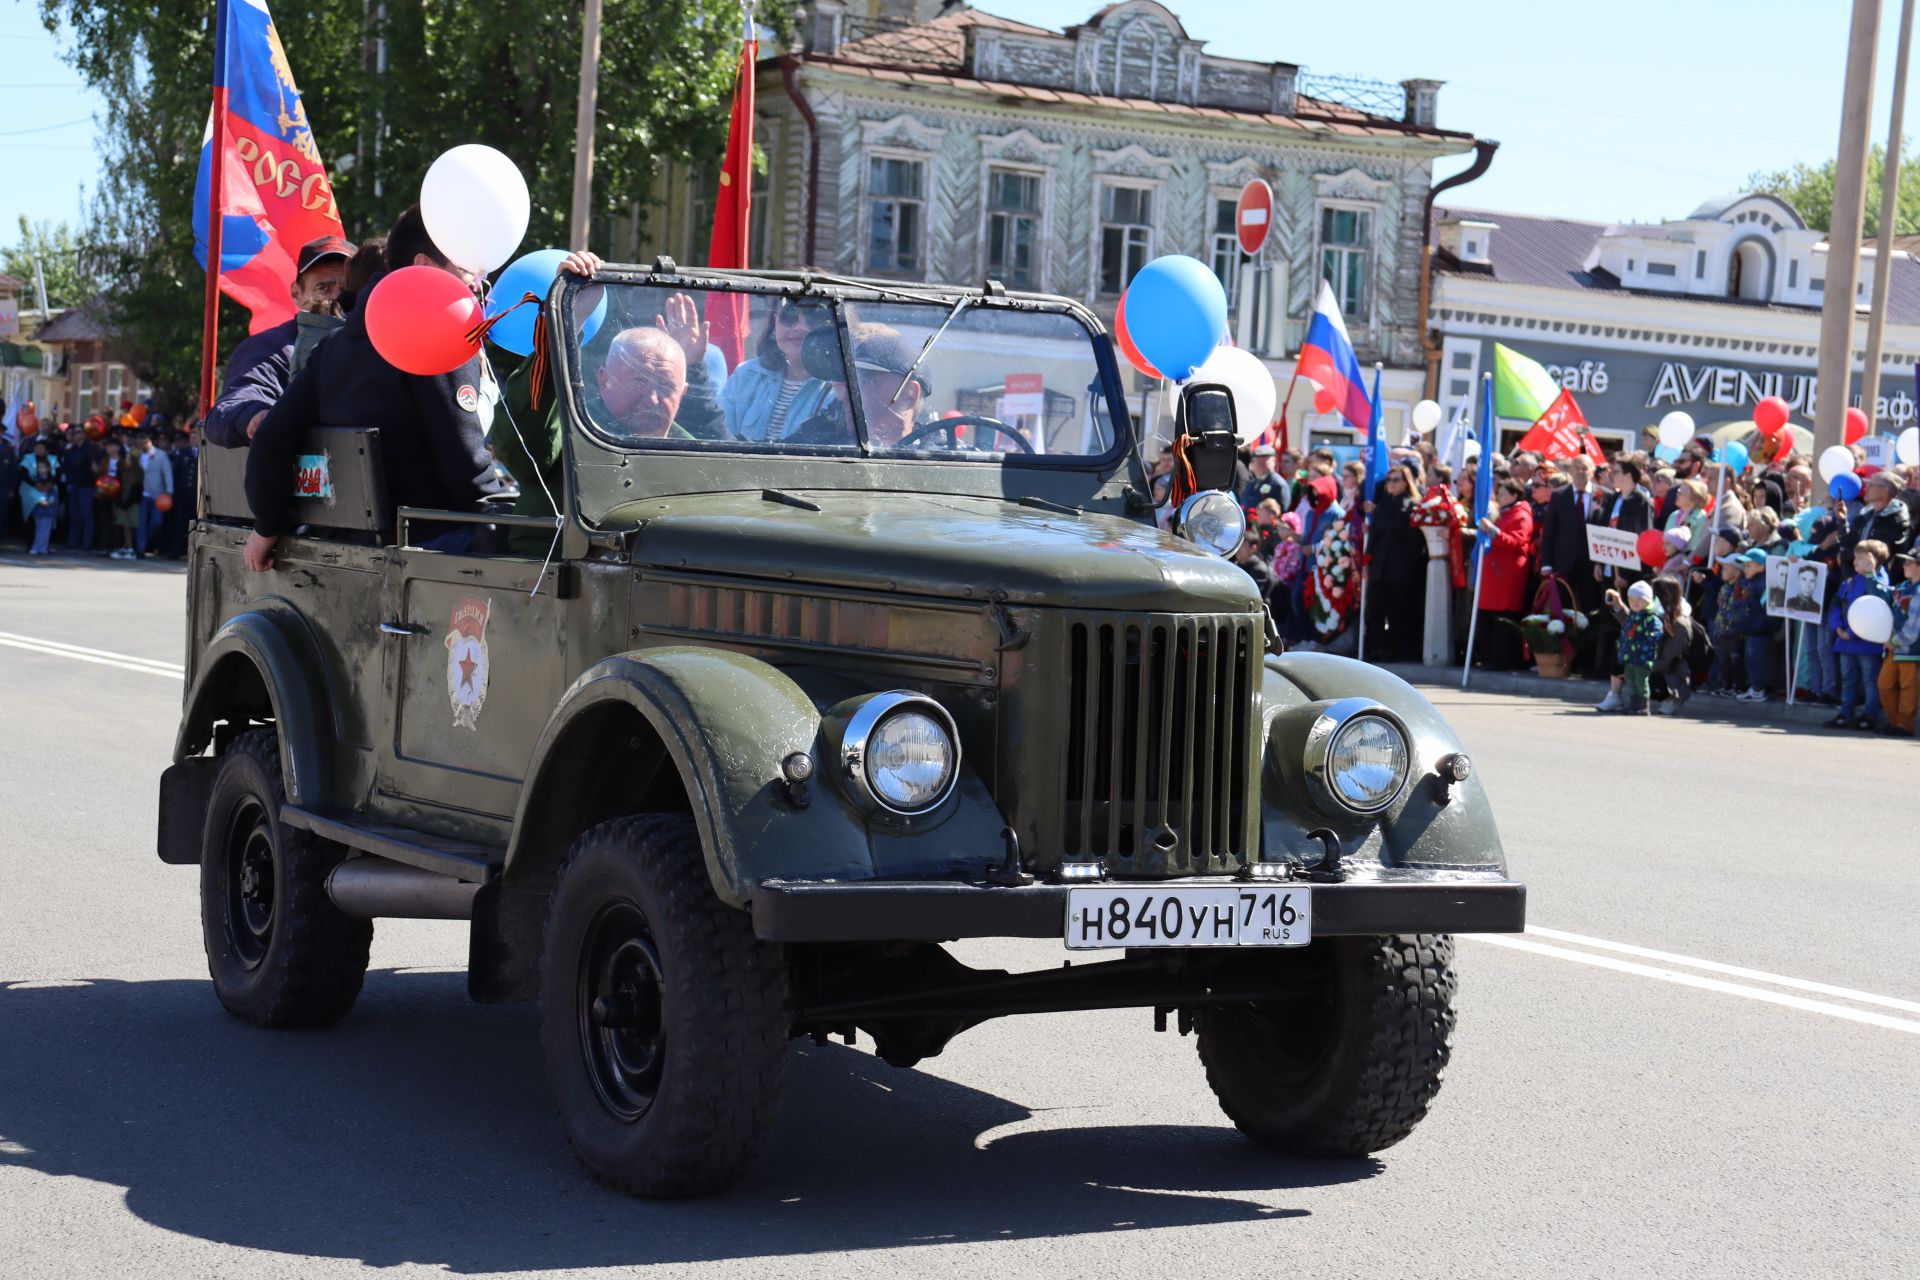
xmin=577 ymin=899 xmax=666 ymax=1123
xmin=223 ymin=796 xmax=276 ymax=970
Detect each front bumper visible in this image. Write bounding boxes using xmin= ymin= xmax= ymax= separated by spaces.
xmin=751 ymin=867 xmax=1524 ymax=942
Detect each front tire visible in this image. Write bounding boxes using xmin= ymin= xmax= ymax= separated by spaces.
xmin=1198 ymin=934 xmax=1456 ymax=1157
xmin=539 ymin=815 xmax=788 ymax=1197
xmin=199 ymin=727 xmax=372 ymax=1027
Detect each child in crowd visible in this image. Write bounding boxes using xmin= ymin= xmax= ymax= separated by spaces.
xmin=1731 ymin=548 xmax=1774 ymax=701
xmin=1707 ymin=553 xmax=1749 ymax=694
xmin=1657 ymin=526 xmax=1692 ymax=581
xmin=1693 ymin=527 xmax=1743 ymax=637
xmin=1603 ymin=580 xmax=1664 ymax=715
xmin=1650 ymin=576 xmax=1695 ymax=715
xmin=1829 ymin=538 xmax=1891 ymax=730
xmin=1879 ymin=551 xmax=1920 ymax=736
xmin=1269 ymin=510 xmax=1304 ymax=634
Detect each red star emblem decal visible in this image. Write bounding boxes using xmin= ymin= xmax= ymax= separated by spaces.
xmin=458 ymin=651 xmax=477 ymax=691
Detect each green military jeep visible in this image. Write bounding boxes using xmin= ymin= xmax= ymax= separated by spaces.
xmin=161 ymin=264 xmax=1523 ymax=1197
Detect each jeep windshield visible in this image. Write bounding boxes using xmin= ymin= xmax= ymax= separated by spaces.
xmin=562 ymin=281 xmax=1124 ymax=461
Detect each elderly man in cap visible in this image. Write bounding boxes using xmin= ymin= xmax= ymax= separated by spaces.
xmin=203 ymin=233 xmax=355 ymax=447
xmin=1842 ymin=470 xmax=1914 ymax=559
xmin=787 ymin=326 xmax=932 ymax=448
xmin=1240 ymin=443 xmax=1289 ymax=514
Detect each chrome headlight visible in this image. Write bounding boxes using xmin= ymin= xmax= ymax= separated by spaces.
xmin=1301 ymin=698 xmax=1411 ymax=816
xmin=840 ymin=692 xmax=960 ymax=815
xmin=1177 ymin=490 xmax=1246 ymax=557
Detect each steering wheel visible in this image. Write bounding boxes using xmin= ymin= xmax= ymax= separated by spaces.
xmin=894 ymin=414 xmax=1035 ymax=454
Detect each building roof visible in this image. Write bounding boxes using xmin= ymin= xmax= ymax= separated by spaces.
xmin=1435 ymin=204 xmax=1920 ymax=325
xmin=0 ymin=271 xmax=26 ymax=293
xmin=801 ymin=5 xmax=1472 ymax=144
xmin=34 ymin=300 xmax=113 ymax=343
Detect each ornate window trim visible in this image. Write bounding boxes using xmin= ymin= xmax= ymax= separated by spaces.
xmin=1315 ymin=196 xmax=1380 ymax=329
xmin=859 ymin=147 xmax=935 ymax=281
xmin=858 ymin=113 xmax=946 ymax=153
xmin=1313 ymin=167 xmax=1393 ymax=204
xmin=977 ymin=159 xmax=1054 ymax=291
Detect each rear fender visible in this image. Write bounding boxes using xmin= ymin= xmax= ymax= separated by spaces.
xmin=173 ymin=606 xmax=332 ymax=807
xmin=1259 ymin=652 xmax=1506 ymax=874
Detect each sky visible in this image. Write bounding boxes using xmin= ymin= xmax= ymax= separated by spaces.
xmin=2 ymin=0 xmax=1918 ymax=240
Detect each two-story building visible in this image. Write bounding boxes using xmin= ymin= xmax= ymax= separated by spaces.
xmin=630 ymin=0 xmax=1485 ymax=447
xmin=1431 ymin=192 xmax=1920 ymax=453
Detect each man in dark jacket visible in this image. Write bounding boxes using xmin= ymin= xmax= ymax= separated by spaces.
xmin=1239 ymin=444 xmax=1289 ymax=515
xmin=1843 ymin=471 xmax=1913 ymax=559
xmin=203 ymin=235 xmax=355 ymax=447
xmin=243 ymin=209 xmax=505 ymax=571
xmin=1538 ymin=454 xmax=1604 ymax=593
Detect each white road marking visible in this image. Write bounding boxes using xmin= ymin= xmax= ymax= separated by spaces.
xmin=1524 ymin=924 xmax=1920 ymax=1017
xmin=0 ymin=631 xmax=184 ymax=679
xmin=1470 ymin=933 xmax=1920 ymax=1036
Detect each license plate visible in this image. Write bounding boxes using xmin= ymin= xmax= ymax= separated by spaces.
xmin=1065 ymin=885 xmax=1311 ymax=950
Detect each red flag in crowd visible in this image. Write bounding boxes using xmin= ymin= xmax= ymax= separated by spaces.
xmin=1513 ymin=387 xmax=1606 ymax=464
xmin=704 ymin=26 xmax=758 ymax=371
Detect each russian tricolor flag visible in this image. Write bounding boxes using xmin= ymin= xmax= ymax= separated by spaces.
xmin=1296 ymin=279 xmax=1372 ymax=432
xmin=192 ymin=0 xmax=344 ymax=334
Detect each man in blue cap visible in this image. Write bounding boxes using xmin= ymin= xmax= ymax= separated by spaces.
xmin=203 ymin=233 xmax=355 ymax=447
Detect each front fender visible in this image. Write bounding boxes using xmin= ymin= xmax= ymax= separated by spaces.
xmin=506 ymin=648 xmax=1001 ymax=907
xmin=1259 ymin=652 xmax=1507 ymax=874
xmin=173 ymin=606 xmax=332 ymax=807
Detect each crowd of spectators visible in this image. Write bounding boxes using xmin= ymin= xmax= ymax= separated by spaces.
xmin=1 ymin=406 xmax=199 ymax=561
xmin=1151 ymin=428 xmax=1920 ymax=735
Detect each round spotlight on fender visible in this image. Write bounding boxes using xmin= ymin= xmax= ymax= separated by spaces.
xmin=1177 ymin=490 xmax=1246 ymax=558
xmin=840 ymin=692 xmax=960 ymax=816
xmin=1301 ymin=698 xmax=1412 ymax=817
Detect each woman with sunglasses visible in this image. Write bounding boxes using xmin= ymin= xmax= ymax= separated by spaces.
xmin=714 ymin=299 xmax=838 ymax=443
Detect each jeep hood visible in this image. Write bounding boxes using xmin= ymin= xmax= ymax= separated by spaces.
xmin=614 ymin=491 xmax=1261 ymax=614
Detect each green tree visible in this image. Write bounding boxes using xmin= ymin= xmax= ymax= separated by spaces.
xmin=0 ymin=216 xmax=107 ymax=310
xmin=1748 ymin=142 xmax=1920 ymax=238
xmin=38 ymin=0 xmax=780 ymax=412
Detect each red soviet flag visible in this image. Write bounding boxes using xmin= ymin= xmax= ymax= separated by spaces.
xmin=704 ymin=32 xmax=757 ymax=372
xmin=1514 ymin=387 xmax=1606 ymax=463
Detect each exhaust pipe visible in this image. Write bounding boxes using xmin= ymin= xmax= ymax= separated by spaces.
xmin=326 ymin=856 xmax=481 ymax=920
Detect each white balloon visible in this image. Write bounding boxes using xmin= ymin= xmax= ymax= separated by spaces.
xmin=1818 ymin=444 xmax=1857 ymax=483
xmin=1191 ymin=346 xmax=1278 ymax=444
xmin=1411 ymin=398 xmax=1442 ymax=434
xmin=1900 ymin=426 xmax=1920 ymax=466
xmin=1657 ymin=410 xmax=1695 ymax=450
xmin=1848 ymin=594 xmax=1895 ymax=645
xmin=421 ymin=144 xmax=530 ymax=274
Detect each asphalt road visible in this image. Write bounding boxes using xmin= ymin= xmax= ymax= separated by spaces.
xmin=2 ymin=552 xmax=1915 ymax=1279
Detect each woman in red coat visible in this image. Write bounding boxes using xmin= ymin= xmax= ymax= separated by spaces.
xmin=1474 ymin=477 xmax=1535 ymax=669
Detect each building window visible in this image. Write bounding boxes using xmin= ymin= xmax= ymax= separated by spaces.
xmin=106 ymin=365 xmax=124 ymax=409
xmin=1627 ymin=259 xmax=1636 ymax=272
xmin=1789 ymin=260 xmax=1799 ymax=288
xmin=1647 ymin=261 xmax=1676 ymax=277
xmin=1209 ymin=196 xmax=1242 ymax=307
xmin=1449 ymin=378 xmax=1470 ymax=397
xmin=985 ymin=168 xmax=1043 ymax=289
xmin=1695 ymin=250 xmax=1706 ymax=278
xmin=1098 ymin=183 xmax=1154 ymax=295
xmin=1451 ymin=350 xmax=1472 ymax=369
xmin=865 ymin=155 xmax=926 ymax=277
xmin=1811 ymin=276 xmax=1825 ymax=293
xmin=1464 ymin=238 xmax=1480 ymax=256
xmin=748 ymin=156 xmax=772 ymax=267
xmin=76 ymin=366 xmax=96 ymax=420
xmin=1319 ymin=205 xmax=1372 ymax=317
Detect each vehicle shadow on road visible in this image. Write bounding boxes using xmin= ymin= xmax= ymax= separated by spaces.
xmin=0 ymin=970 xmax=1376 ymax=1272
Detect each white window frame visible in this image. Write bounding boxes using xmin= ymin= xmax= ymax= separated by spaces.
xmin=979 ymin=162 xmax=1050 ymax=291
xmin=748 ymin=124 xmax=776 ymax=269
xmin=1094 ymin=178 xmax=1160 ymax=299
xmin=860 ymin=147 xmax=931 ymax=280
xmin=1315 ymin=198 xmax=1378 ymax=326
xmin=1207 ymin=188 xmax=1245 ymax=310
xmin=683 ymin=162 xmax=717 ymax=267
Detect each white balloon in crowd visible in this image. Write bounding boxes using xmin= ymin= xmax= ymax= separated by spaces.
xmin=1900 ymin=426 xmax=1920 ymax=467
xmin=1848 ymin=594 xmax=1895 ymax=645
xmin=421 ymin=144 xmax=531 ymax=275
xmin=1411 ymin=399 xmax=1442 ymax=434
xmin=1817 ymin=444 xmax=1857 ymax=483
xmin=1657 ymin=410 xmax=1695 ymax=450
xmin=1192 ymin=345 xmax=1278 ymax=444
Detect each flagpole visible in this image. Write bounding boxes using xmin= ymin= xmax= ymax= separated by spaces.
xmin=1358 ymin=361 xmax=1382 ymax=664
xmin=1461 ymin=372 xmax=1495 ymax=687
xmin=196 ymin=0 xmax=230 ymax=433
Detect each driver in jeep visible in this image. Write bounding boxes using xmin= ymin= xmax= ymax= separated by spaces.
xmin=786 ymin=326 xmax=927 ymax=448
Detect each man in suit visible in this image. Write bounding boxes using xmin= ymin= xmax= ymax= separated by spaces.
xmin=1538 ymin=454 xmax=1604 ymax=591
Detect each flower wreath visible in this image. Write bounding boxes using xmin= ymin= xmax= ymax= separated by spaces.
xmin=1410 ymin=483 xmax=1469 ymax=589
xmin=1303 ymin=518 xmax=1357 ymax=637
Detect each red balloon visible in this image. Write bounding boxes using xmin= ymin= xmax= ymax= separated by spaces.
xmin=154 ymin=493 xmax=175 ymax=513
xmin=1636 ymin=528 xmax=1669 ymax=567
xmin=1769 ymin=430 xmax=1796 ymax=463
xmin=96 ymin=477 xmax=121 ymax=501
xmin=1112 ymin=294 xmax=1164 ymax=380
xmin=1753 ymin=395 xmax=1790 ymax=435
xmin=1314 ymin=385 xmax=1337 ymax=414
xmin=1844 ymin=405 xmax=1869 ymax=445
xmin=365 ymin=265 xmax=483 ymax=376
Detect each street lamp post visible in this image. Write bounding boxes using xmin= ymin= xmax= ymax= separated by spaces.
xmin=570 ymin=0 xmax=604 ymax=251
xmin=1861 ymin=0 xmax=1917 ymax=433
xmin=1812 ymin=0 xmax=1883 ymax=500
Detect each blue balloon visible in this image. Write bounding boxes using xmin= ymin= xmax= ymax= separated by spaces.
xmin=1830 ymin=471 xmax=1862 ymax=502
xmin=484 ymin=248 xmax=607 ymax=356
xmin=1716 ymin=439 xmax=1749 ymax=473
xmin=1120 ymin=255 xmax=1227 ymax=381
xmin=1654 ymin=443 xmax=1680 ymax=462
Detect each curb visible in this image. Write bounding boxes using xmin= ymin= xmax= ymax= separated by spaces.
xmin=1376 ymin=662 xmax=1855 ymax=731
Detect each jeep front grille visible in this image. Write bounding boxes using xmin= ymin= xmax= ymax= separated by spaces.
xmin=1055 ymin=613 xmax=1259 ymax=869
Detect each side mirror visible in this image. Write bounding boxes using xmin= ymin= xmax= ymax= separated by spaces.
xmin=1178 ymin=382 xmax=1239 ymax=492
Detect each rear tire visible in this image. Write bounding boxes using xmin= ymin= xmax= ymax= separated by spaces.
xmin=1197 ymin=934 xmax=1456 ymax=1156
xmin=539 ymin=814 xmax=788 ymax=1197
xmin=199 ymin=727 xmax=372 ymax=1027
